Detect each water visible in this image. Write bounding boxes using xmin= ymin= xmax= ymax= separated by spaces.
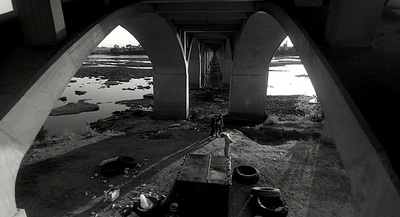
xmin=43 ymin=54 xmax=315 ymax=137
xmin=43 ymin=54 xmax=153 ymax=137
xmin=83 ymin=54 xmax=152 ymax=69
xmin=268 ymin=56 xmax=315 ymax=96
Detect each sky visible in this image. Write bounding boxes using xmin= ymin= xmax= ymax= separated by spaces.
xmin=98 ymin=25 xmax=140 ymax=48
xmin=99 ymin=25 xmax=294 ymax=48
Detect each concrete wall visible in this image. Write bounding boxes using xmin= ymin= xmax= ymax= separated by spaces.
xmin=260 ymin=2 xmax=400 ymax=216
xmin=229 ymin=11 xmax=286 ymax=122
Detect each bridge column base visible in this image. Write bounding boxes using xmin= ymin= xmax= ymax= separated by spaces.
xmin=229 ymin=74 xmax=268 ymax=123
xmin=153 ymin=73 xmax=188 ymax=120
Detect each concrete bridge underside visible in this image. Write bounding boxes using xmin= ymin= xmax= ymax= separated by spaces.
xmin=0 ymin=0 xmax=400 ymax=216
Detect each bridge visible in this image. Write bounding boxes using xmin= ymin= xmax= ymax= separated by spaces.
xmin=1 ymin=0 xmax=399 ymax=216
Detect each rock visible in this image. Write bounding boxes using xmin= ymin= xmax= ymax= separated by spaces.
xmin=59 ymin=96 xmax=67 ymax=101
xmin=104 ymin=80 xmax=120 ymax=86
xmin=143 ymin=93 xmax=154 ymax=99
xmin=50 ymin=100 xmax=99 ymax=116
xmin=75 ymin=90 xmax=87 ymax=96
xmin=213 ymin=98 xmax=224 ymax=102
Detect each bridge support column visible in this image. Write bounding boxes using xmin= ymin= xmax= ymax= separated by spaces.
xmin=188 ymin=38 xmax=201 ymax=89
xmin=325 ymin=0 xmax=385 ymax=47
xmin=16 ymin=0 xmax=66 ymax=45
xmin=0 ymin=132 xmax=27 ymax=217
xmin=122 ymin=12 xmax=188 ymax=119
xmin=0 ymin=30 xmax=84 ymax=217
xmin=229 ymin=12 xmax=286 ymax=122
xmin=260 ymin=2 xmax=400 ymax=216
xmin=221 ymin=39 xmax=233 ymax=89
xmin=200 ymin=45 xmax=213 ymax=87
xmin=153 ymin=73 xmax=188 ymax=119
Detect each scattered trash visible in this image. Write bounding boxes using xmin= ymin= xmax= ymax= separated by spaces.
xmin=233 ymin=165 xmax=260 ymax=184
xmin=139 ymin=194 xmax=153 ymax=210
xmin=104 ymin=186 xmax=120 ymax=202
xmin=250 ymin=186 xmax=289 ymax=217
xmin=99 ymin=156 xmax=138 ymax=177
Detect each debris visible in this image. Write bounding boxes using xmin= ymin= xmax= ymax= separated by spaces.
xmin=99 ymin=157 xmax=119 ymax=166
xmin=104 ymin=186 xmax=120 ymax=202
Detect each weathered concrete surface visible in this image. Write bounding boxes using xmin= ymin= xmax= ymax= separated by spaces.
xmin=215 ymin=39 xmax=233 ymax=89
xmin=0 ymin=3 xmax=188 ymax=216
xmin=0 ymin=1 xmax=400 ymax=217
xmin=229 ymin=12 xmax=286 ymax=122
xmin=325 ymin=0 xmax=385 ymax=47
xmin=260 ymin=2 xmax=400 ymax=216
xmin=189 ymin=37 xmax=201 ymax=89
xmin=16 ymin=0 xmax=66 ymax=45
xmin=121 ymin=11 xmax=188 ymax=119
xmin=222 ymin=39 xmax=233 ymax=88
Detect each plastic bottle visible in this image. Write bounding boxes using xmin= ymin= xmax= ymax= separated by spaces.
xmin=139 ymin=194 xmax=150 ymax=210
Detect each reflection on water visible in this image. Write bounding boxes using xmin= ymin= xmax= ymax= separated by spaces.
xmin=43 ymin=54 xmax=315 ymax=137
xmin=83 ymin=54 xmax=152 ymax=69
xmin=268 ymin=56 xmax=315 ymax=96
xmin=44 ymin=76 xmax=153 ymax=137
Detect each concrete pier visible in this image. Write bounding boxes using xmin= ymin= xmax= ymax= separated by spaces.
xmin=229 ymin=12 xmax=286 ymax=122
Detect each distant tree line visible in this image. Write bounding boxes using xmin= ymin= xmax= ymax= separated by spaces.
xmin=274 ymin=41 xmax=298 ymax=56
xmin=93 ymin=44 xmax=147 ymax=55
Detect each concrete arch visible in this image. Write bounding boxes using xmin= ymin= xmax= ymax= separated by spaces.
xmin=257 ymin=2 xmax=400 ymax=216
xmin=229 ymin=11 xmax=286 ymax=122
xmin=120 ymin=11 xmax=188 ymax=119
xmin=188 ymin=37 xmax=201 ymax=89
xmin=0 ymin=3 xmax=187 ymax=216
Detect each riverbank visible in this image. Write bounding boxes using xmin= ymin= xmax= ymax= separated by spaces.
xmin=17 ymin=88 xmax=353 ymax=217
